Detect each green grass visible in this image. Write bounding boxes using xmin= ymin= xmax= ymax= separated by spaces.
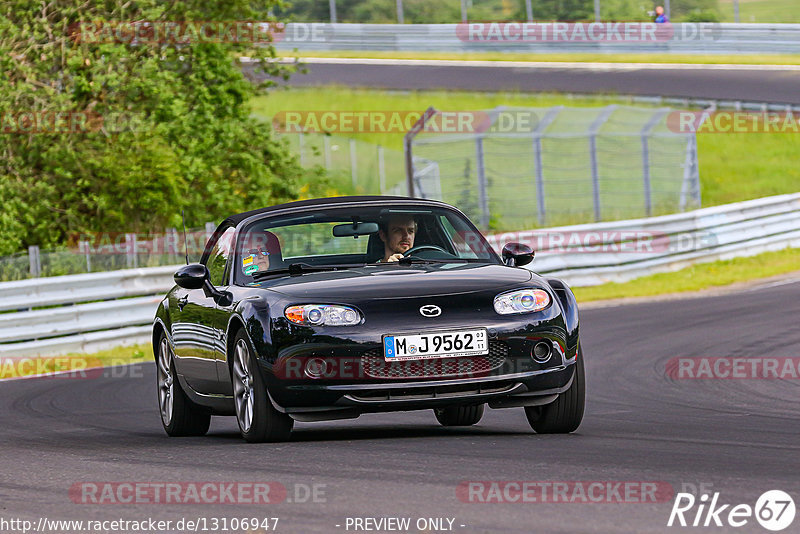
xmin=0 ymin=343 xmax=152 ymax=379
xmin=573 ymin=247 xmax=800 ymax=302
xmin=278 ymin=49 xmax=800 ymax=65
xmin=254 ymin=87 xmax=800 ymax=210
xmin=718 ymin=0 xmax=800 ymax=23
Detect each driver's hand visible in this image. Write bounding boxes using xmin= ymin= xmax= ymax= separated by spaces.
xmin=386 ymin=253 xmax=404 ymax=262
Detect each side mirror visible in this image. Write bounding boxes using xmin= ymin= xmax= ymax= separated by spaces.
xmin=502 ymin=242 xmax=534 ymax=267
xmin=174 ymin=263 xmax=208 ymax=289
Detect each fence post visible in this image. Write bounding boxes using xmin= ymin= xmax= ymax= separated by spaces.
xmin=349 ymin=138 xmax=358 ymax=189
xmin=396 ymin=0 xmax=404 ymax=23
xmin=80 ymin=240 xmax=91 ymax=273
xmin=588 ymin=105 xmax=617 ymax=223
xmin=329 ymin=0 xmax=337 ymax=23
xmin=475 ymin=136 xmax=490 ymax=230
xmin=532 ymin=106 xmax=563 ymax=226
xmin=640 ymin=108 xmax=669 ymax=218
xmin=323 ymin=136 xmax=332 ymax=170
xmin=404 ymin=107 xmax=436 ymax=197
xmin=525 ymin=0 xmax=533 ymax=21
xmin=28 ymin=245 xmax=41 ymax=278
xmin=125 ymin=233 xmax=138 ymax=269
xmin=378 ymin=145 xmax=386 ymax=194
xmin=680 ymin=135 xmax=700 ymax=211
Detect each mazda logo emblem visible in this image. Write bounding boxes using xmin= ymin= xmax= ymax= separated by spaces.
xmin=419 ymin=305 xmax=441 ymax=317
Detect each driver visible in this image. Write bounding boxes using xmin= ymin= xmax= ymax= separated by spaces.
xmin=378 ymin=214 xmax=416 ymax=262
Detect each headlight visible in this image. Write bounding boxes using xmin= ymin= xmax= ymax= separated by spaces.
xmin=284 ymin=304 xmax=361 ymax=326
xmin=494 ymin=289 xmax=550 ymax=315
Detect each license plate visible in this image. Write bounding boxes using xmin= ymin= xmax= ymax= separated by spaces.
xmin=383 ymin=328 xmax=488 ymax=361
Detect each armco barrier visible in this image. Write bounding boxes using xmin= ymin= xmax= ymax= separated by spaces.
xmin=485 ymin=193 xmax=800 ymax=286
xmin=272 ymin=23 xmax=800 ymax=55
xmin=1 ymin=194 xmax=799 ymax=357
xmin=0 ymin=266 xmax=179 ymax=358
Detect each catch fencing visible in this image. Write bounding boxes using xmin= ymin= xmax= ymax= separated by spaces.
xmin=1 ymin=194 xmax=797 ymax=358
xmin=404 ymin=105 xmax=701 ymax=230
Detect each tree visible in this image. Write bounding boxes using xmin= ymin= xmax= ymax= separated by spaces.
xmin=0 ymin=0 xmax=318 ymax=255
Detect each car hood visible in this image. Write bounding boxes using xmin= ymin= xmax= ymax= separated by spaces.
xmin=257 ymin=263 xmax=533 ymax=301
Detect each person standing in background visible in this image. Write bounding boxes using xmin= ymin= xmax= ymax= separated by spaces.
xmin=654 ymin=5 xmax=669 ymax=23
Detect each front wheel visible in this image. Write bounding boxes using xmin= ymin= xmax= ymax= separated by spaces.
xmin=434 ymin=404 xmax=485 ymax=426
xmin=525 ymin=345 xmax=585 ymax=434
xmin=232 ymin=330 xmax=293 ymax=443
xmin=156 ymin=332 xmax=211 ymax=437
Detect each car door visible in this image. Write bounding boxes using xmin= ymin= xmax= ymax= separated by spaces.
xmin=205 ymin=225 xmax=238 ymax=395
xmin=171 ymin=226 xmax=234 ymax=394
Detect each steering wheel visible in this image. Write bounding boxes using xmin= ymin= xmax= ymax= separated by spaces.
xmin=403 ymin=244 xmax=449 ymax=257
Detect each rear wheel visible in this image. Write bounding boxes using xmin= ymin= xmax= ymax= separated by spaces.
xmin=434 ymin=404 xmax=485 ymax=426
xmin=525 ymin=345 xmax=585 ymax=434
xmin=156 ymin=332 xmax=211 ymax=437
xmin=232 ymin=330 xmax=293 ymax=443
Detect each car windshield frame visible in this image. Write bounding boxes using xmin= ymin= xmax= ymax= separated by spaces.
xmin=231 ymin=202 xmax=501 ymax=285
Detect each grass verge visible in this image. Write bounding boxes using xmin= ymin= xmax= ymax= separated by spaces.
xmin=0 ymin=343 xmax=153 ymax=380
xmin=572 ymin=247 xmax=800 ymax=302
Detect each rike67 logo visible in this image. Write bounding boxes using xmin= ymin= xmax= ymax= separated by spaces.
xmin=668 ymin=490 xmax=795 ymax=531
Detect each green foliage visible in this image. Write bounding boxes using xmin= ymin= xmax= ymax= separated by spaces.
xmin=0 ymin=0 xmax=322 ymax=256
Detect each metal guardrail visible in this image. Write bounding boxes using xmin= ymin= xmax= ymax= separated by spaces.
xmin=1 ymin=194 xmax=798 ymax=357
xmin=274 ymin=23 xmax=800 ymax=54
xmin=0 ymin=266 xmax=179 ymax=357
xmin=485 ymin=193 xmax=800 ymax=286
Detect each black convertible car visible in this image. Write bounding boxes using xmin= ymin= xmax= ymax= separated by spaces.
xmin=153 ymin=196 xmax=584 ymax=442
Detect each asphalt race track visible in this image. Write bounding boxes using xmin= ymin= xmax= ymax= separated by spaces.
xmin=253 ymin=58 xmax=800 ymax=105
xmin=2 ymin=277 xmax=799 ymax=533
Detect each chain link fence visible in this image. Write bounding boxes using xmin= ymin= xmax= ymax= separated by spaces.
xmin=0 ymin=227 xmax=216 ymax=282
xmin=280 ymin=132 xmax=407 ymax=195
xmin=406 ymin=105 xmax=700 ymax=231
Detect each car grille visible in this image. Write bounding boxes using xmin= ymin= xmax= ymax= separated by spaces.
xmin=361 ymin=341 xmax=509 ymax=379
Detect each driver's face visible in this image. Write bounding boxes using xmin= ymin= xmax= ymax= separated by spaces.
xmin=380 ymin=216 xmax=416 ymax=256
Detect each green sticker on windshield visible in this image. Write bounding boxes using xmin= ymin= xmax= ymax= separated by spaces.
xmin=244 ymin=264 xmax=259 ymax=275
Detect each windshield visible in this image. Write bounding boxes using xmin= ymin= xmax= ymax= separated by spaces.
xmin=233 ymin=204 xmax=500 ymax=284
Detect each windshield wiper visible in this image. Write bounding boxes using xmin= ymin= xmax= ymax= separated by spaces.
xmin=252 ymin=262 xmax=366 ymax=279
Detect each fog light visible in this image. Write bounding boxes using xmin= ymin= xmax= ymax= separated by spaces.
xmin=532 ymin=341 xmax=552 ymax=363
xmin=304 ymin=357 xmax=329 ymax=379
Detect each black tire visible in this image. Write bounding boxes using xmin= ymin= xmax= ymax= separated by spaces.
xmin=156 ymin=332 xmax=211 ymax=437
xmin=525 ymin=345 xmax=585 ymax=434
xmin=434 ymin=404 xmax=485 ymax=426
xmin=231 ymin=330 xmax=293 ymax=443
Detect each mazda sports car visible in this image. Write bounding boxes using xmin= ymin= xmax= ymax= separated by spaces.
xmin=153 ymin=196 xmax=584 ymax=442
